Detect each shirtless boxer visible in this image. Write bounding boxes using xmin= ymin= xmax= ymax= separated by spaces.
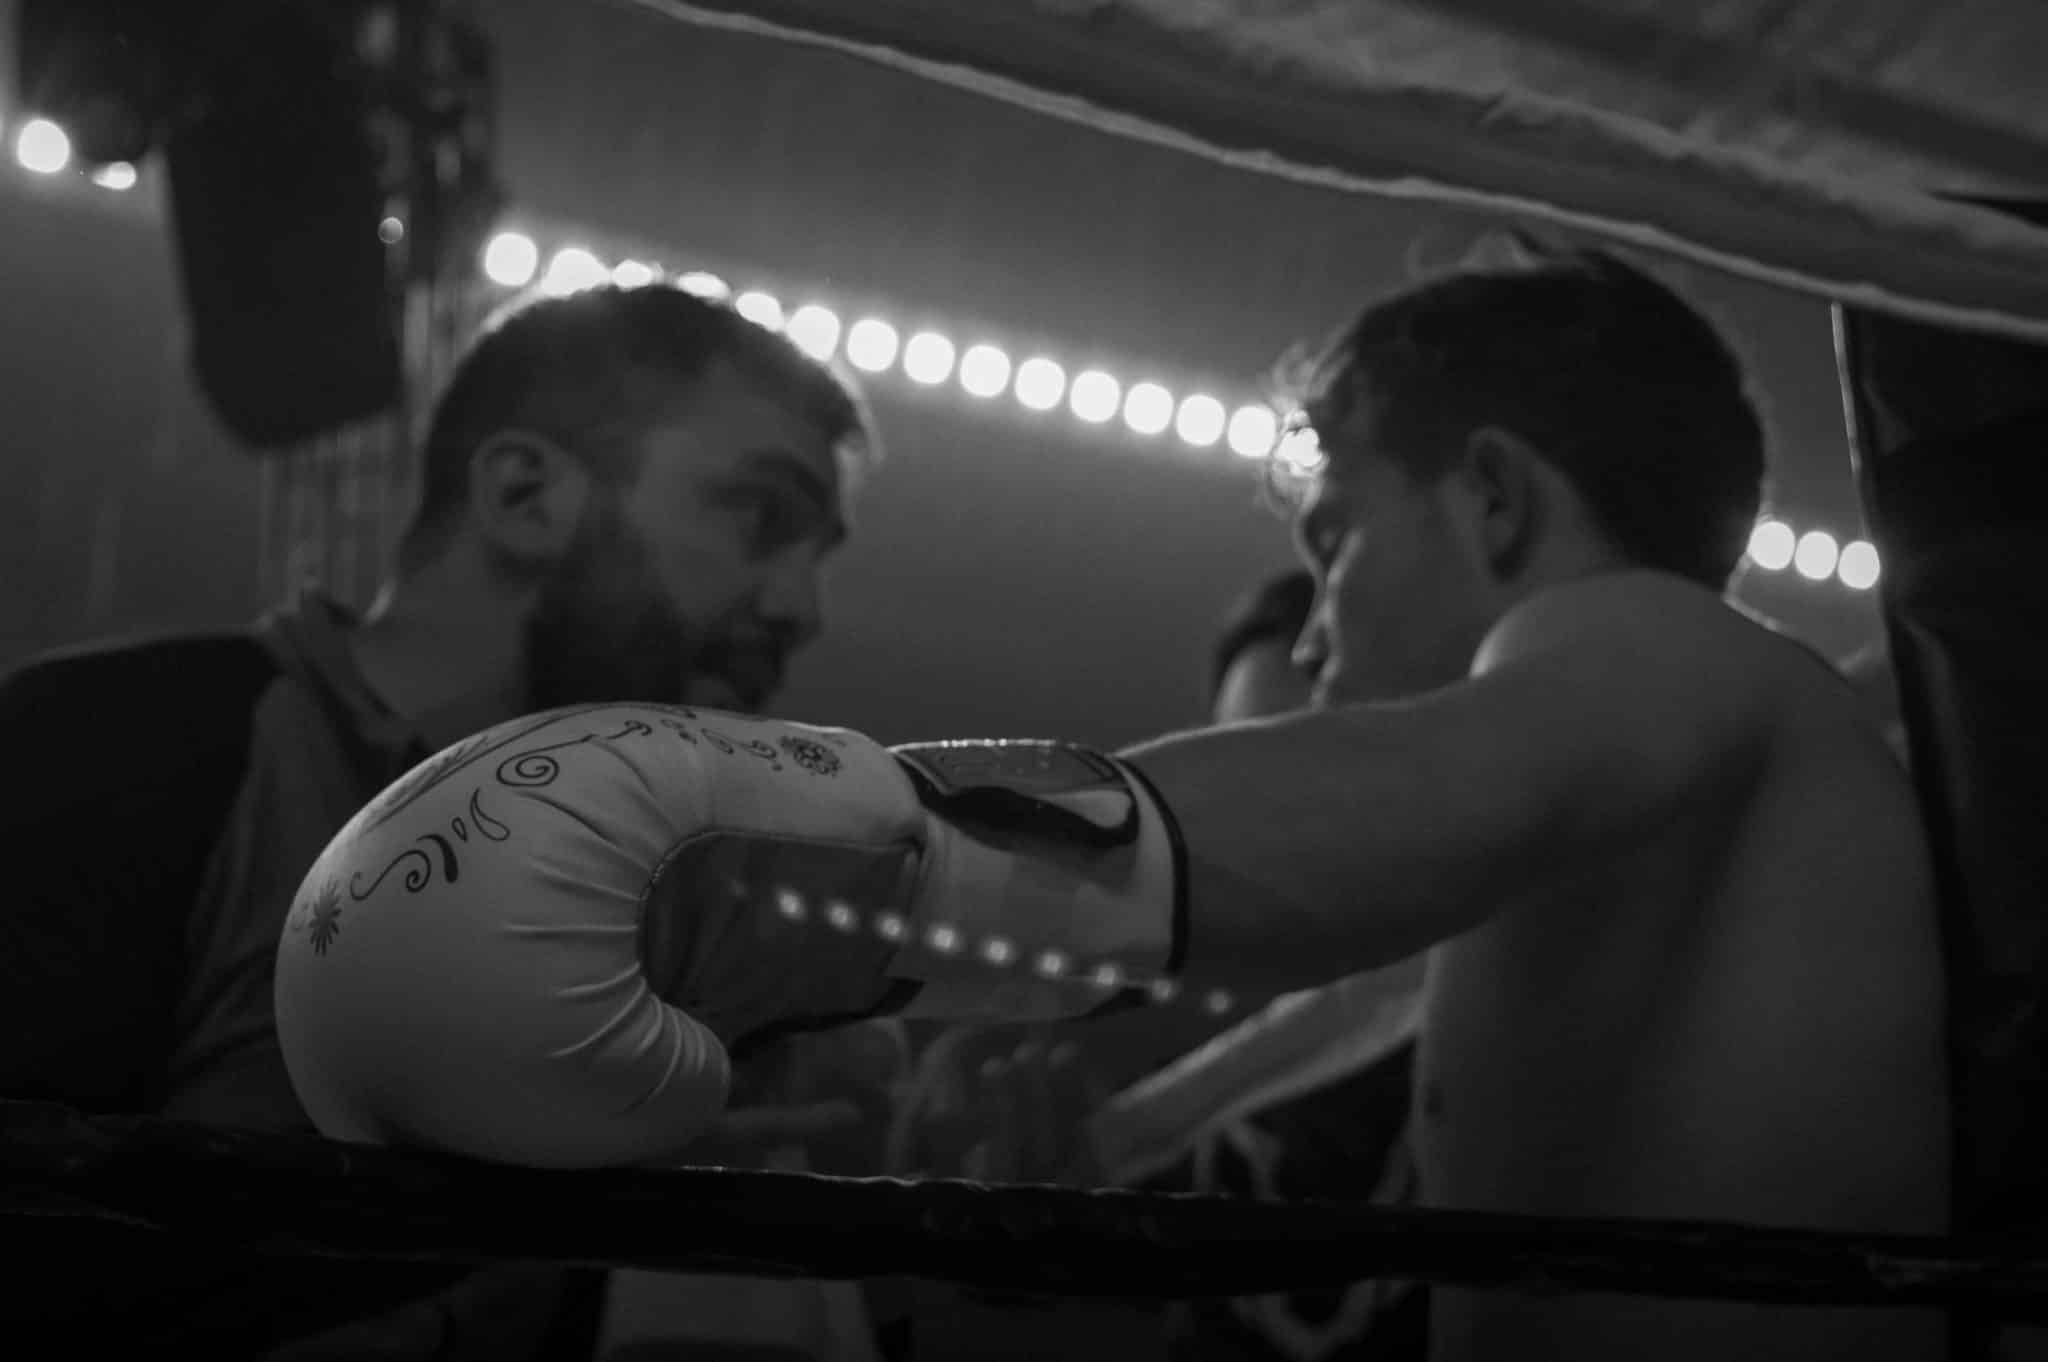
xmin=279 ymin=245 xmax=1947 ymax=1362
xmin=1140 ymin=246 xmax=1948 ymax=1361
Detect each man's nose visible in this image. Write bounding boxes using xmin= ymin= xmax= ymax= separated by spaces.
xmin=758 ymin=549 xmax=826 ymax=648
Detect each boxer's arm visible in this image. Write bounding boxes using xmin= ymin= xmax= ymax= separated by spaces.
xmin=1124 ymin=574 xmax=1784 ymax=994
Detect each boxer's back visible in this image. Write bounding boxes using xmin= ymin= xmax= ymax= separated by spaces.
xmin=1420 ymin=612 xmax=1950 ymax=1361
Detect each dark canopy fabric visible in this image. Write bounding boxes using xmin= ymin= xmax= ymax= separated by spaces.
xmin=622 ymin=0 xmax=2048 ymax=341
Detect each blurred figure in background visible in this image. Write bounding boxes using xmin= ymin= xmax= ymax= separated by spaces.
xmin=886 ymin=567 xmax=1321 ymax=1185
xmin=1210 ymin=568 xmax=1318 ymax=726
xmin=891 ymin=569 xmax=1432 ymax=1362
xmin=876 ymin=568 xmax=1346 ymax=1362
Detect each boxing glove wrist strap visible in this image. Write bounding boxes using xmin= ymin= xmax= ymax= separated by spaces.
xmin=887 ymin=740 xmax=1189 ymax=1020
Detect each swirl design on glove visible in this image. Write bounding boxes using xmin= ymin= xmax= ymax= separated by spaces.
xmin=468 ymin=788 xmax=511 ymax=841
xmin=358 ymin=704 xmax=628 ymax=832
xmin=341 ymin=708 xmax=845 ymax=916
xmin=690 ymin=722 xmax=793 ymax=770
xmin=496 ymin=717 xmax=654 ymax=787
xmin=349 ymin=833 xmax=455 ymax=902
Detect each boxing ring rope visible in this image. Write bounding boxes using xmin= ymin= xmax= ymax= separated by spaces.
xmin=6 ymin=1100 xmax=2047 ymax=1319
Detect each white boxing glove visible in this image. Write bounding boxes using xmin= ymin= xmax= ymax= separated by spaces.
xmin=275 ymin=703 xmax=1184 ymax=1168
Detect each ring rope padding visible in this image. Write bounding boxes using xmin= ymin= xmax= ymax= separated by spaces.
xmin=3 ymin=1100 xmax=2041 ymax=1317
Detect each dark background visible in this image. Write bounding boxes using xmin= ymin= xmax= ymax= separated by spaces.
xmin=0 ymin=0 xmax=1878 ymax=748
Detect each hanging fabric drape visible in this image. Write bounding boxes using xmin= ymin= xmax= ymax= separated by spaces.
xmin=620 ymin=0 xmax=2048 ymax=342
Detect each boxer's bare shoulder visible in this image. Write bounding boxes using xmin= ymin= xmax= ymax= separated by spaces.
xmin=1425 ymin=571 xmax=1949 ymax=1360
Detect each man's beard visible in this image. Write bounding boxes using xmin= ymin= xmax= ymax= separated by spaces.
xmin=520 ymin=512 xmax=787 ymax=715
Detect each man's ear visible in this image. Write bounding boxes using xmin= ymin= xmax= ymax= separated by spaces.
xmin=465 ymin=430 xmax=591 ymax=568
xmin=1456 ymin=425 xmax=1545 ymax=579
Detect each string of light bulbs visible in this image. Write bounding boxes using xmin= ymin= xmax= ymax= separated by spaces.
xmin=1746 ymin=521 xmax=1880 ymax=591
xmin=482 ymin=230 xmax=1884 ymax=596
xmin=478 ymin=229 xmax=1282 ymax=461
xmin=7 ymin=114 xmax=138 ymax=188
xmin=2 ymin=103 xmax=1884 ymax=599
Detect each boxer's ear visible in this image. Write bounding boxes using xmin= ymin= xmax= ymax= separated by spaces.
xmin=1457 ymin=424 xmax=1543 ymax=579
xmin=467 ymin=430 xmax=592 ymax=568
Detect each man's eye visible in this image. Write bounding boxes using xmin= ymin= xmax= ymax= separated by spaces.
xmin=730 ymin=490 xmax=806 ymax=551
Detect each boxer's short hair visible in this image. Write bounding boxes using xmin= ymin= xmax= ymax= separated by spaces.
xmin=1209 ymin=568 xmax=1316 ymax=704
xmin=402 ymin=284 xmax=875 ymax=570
xmin=1277 ymin=237 xmax=1765 ymax=587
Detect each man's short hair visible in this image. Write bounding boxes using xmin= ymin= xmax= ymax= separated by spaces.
xmin=1277 ymin=237 xmax=1766 ymax=587
xmin=1209 ymin=568 xmax=1317 ymax=704
xmin=400 ymin=284 xmax=876 ymax=571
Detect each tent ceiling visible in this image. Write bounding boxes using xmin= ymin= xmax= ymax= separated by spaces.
xmin=621 ymin=0 xmax=2048 ymax=341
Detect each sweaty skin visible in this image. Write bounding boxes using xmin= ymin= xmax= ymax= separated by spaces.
xmin=1123 ymin=572 xmax=1949 ymax=1362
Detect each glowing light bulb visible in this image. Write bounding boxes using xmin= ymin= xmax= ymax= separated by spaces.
xmin=1174 ymin=394 xmax=1226 ymax=448
xmin=675 ymin=271 xmax=729 ymax=299
xmin=15 ymin=118 xmax=70 ymax=174
xmin=1014 ymin=357 xmax=1066 ymax=411
xmin=775 ymin=890 xmax=806 ymax=922
xmin=1069 ymin=370 xmax=1121 ymax=424
xmin=541 ymin=246 xmax=607 ymax=296
xmin=1838 ymin=540 xmax=1881 ymax=590
xmin=1147 ymin=978 xmax=1179 ymax=1004
xmin=1035 ymin=949 xmax=1070 ymax=978
xmin=1794 ymin=530 xmax=1840 ymax=581
xmin=926 ymin=924 xmax=962 ymax=954
xmin=378 ymin=216 xmax=405 ymax=244
xmin=1274 ymin=423 xmax=1325 ymax=474
xmin=1090 ymin=962 xmax=1125 ymax=990
xmin=874 ymin=912 xmax=908 ymax=942
xmin=92 ymin=161 xmax=137 ymax=191
xmin=959 ymin=344 xmax=1012 ymax=398
xmin=611 ymin=259 xmax=656 ymax=288
xmin=481 ymin=232 xmax=539 ymax=287
xmin=981 ymin=937 xmax=1016 ymax=966
xmin=787 ymin=304 xmax=842 ymax=361
xmin=1747 ymin=520 xmax=1795 ymax=571
xmin=1123 ymin=383 xmax=1173 ymax=436
xmin=1203 ymin=989 xmax=1234 ymax=1015
xmin=1227 ymin=405 xmax=1279 ymax=459
xmin=903 ymin=331 xmax=957 ymax=385
xmin=734 ymin=290 xmax=784 ymax=330
xmin=845 ymin=319 xmax=900 ymax=373
xmin=825 ymin=902 xmax=859 ymax=932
